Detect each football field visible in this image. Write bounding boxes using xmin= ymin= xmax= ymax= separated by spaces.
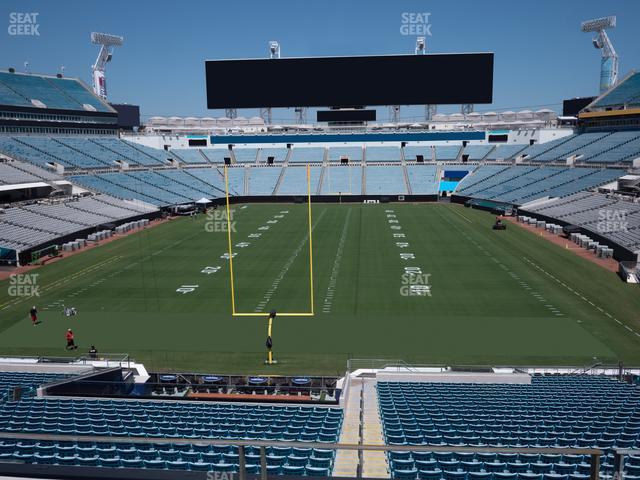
xmin=1 ymin=202 xmax=639 ymax=374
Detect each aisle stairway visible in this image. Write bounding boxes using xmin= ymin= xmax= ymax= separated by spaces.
xmin=362 ymin=378 xmax=388 ymax=478
xmin=333 ymin=378 xmax=361 ymax=478
xmin=333 ymin=377 xmax=387 ymax=478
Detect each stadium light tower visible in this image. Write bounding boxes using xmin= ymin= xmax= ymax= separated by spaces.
xmin=259 ymin=41 xmax=281 ymax=124
xmin=269 ymin=40 xmax=281 ymax=59
xmin=295 ymin=107 xmax=307 ymax=124
xmin=90 ymin=32 xmax=123 ymax=100
xmin=461 ymin=103 xmax=474 ymax=115
xmin=581 ymin=16 xmax=618 ymax=94
xmin=415 ymin=37 xmax=437 ymax=122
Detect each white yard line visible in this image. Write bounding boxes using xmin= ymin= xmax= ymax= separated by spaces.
xmin=442 ymin=211 xmax=564 ymax=316
xmin=1 ymin=256 xmax=123 ymax=311
xmin=322 ymin=209 xmax=352 ymax=314
xmin=254 ymin=209 xmax=326 ymax=312
xmin=522 ymin=256 xmax=640 ymax=337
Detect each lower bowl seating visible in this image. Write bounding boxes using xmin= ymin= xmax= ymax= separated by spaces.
xmin=378 ymin=375 xmax=640 ymax=480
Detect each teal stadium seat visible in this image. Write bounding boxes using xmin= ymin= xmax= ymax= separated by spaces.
xmin=282 ymin=465 xmax=305 ymax=476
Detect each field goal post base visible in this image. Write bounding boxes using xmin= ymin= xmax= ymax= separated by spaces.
xmin=224 ymin=165 xmax=315 ymax=318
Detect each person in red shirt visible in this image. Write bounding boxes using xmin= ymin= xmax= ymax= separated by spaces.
xmin=65 ymin=329 xmax=77 ymax=350
xmin=30 ymin=306 xmax=38 ymax=326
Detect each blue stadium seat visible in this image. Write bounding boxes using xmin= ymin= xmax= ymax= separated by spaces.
xmin=306 ymin=466 xmax=330 ymax=476
xmin=419 ymin=469 xmax=444 ymax=480
xmin=143 ymin=459 xmax=166 ymax=469
xmin=121 ymin=458 xmax=144 ymax=468
xmin=394 ymin=468 xmax=419 ymax=480
xmin=33 ymin=453 xmax=56 ymax=464
xmin=99 ymin=457 xmax=121 ymax=468
xmin=444 ymin=471 xmax=467 ymax=480
xmin=263 ymin=465 xmax=280 ymax=475
xmin=77 ymin=456 xmax=100 ymax=467
xmin=166 ymin=460 xmax=189 ymax=470
xmin=519 ymin=475 xmax=544 ymax=480
xmin=211 ymin=463 xmax=237 ymax=473
xmin=494 ymin=474 xmax=518 ymax=480
xmin=55 ymin=454 xmax=77 ymax=466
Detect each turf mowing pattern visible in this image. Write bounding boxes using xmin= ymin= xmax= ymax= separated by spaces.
xmin=0 ymin=202 xmax=639 ymax=375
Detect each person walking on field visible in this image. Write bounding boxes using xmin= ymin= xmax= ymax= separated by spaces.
xmin=65 ymin=329 xmax=78 ymax=350
xmin=30 ymin=306 xmax=38 ymax=326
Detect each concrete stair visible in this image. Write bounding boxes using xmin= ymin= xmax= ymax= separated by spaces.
xmin=332 ymin=378 xmax=361 ymax=478
xmin=332 ymin=377 xmax=388 ymax=478
xmin=362 ymin=378 xmax=388 ymax=478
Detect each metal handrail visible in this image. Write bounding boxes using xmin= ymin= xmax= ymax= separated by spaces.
xmin=0 ymin=431 xmax=604 ymax=480
xmin=0 ymin=353 xmax=130 ymax=365
xmin=346 ymin=359 xmax=640 ymax=375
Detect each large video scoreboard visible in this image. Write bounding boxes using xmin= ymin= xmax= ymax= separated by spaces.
xmin=205 ymin=53 xmax=493 ymax=109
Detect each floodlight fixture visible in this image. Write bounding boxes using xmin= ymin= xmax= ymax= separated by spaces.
xmin=581 ymin=16 xmax=616 ymax=33
xmin=580 ymin=16 xmax=618 ymax=93
xmin=269 ymin=41 xmax=280 ymax=59
xmin=415 ymin=37 xmax=435 ymax=120
xmin=90 ymin=32 xmax=124 ymax=100
xmin=91 ymin=32 xmax=123 ymax=47
xmin=260 ymin=41 xmax=281 ymax=123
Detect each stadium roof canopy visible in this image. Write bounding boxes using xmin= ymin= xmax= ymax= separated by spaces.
xmin=584 ymin=71 xmax=640 ymax=111
xmin=0 ymin=70 xmax=115 ymax=113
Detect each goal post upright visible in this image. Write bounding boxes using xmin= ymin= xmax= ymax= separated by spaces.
xmin=224 ymin=164 xmax=315 ymax=317
xmin=307 ymin=164 xmax=315 ymax=316
xmin=224 ymin=165 xmax=237 ymax=315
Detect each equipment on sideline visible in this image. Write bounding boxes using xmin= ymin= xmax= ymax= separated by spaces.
xmin=61 ymin=305 xmax=78 ymax=317
xmin=493 ymin=217 xmax=506 ymax=230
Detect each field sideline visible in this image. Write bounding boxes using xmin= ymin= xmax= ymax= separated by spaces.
xmin=0 ymin=202 xmax=639 ymax=375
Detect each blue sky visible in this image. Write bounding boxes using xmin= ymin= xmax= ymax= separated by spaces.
xmin=1 ymin=0 xmax=639 ymax=122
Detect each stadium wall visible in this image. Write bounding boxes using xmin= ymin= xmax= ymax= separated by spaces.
xmin=209 ymin=131 xmax=486 ymax=144
xmin=453 ymin=194 xmax=636 ymax=261
xmin=216 ymin=194 xmax=439 ymax=206
xmin=517 ymin=208 xmax=638 ymax=262
xmin=125 ymin=128 xmax=574 ymax=152
xmin=14 ymin=210 xmax=161 ymax=266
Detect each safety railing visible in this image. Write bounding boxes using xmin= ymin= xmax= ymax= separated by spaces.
xmin=0 ymin=431 xmax=607 ymax=480
xmin=346 ymin=359 xmax=640 ymax=377
xmin=0 ymin=353 xmax=130 ymax=368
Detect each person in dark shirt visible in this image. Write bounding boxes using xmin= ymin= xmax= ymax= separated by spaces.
xmin=30 ymin=306 xmax=38 ymax=326
xmin=89 ymin=345 xmax=97 ymax=359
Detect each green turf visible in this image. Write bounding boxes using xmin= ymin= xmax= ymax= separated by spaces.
xmin=1 ymin=202 xmax=639 ymax=374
